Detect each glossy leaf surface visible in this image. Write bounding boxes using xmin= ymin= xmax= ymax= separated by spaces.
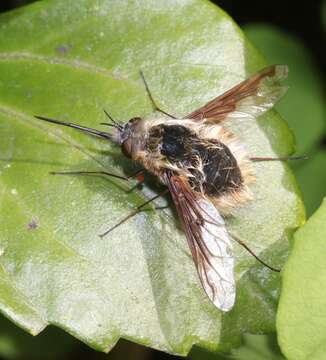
xmin=0 ymin=0 xmax=304 ymax=354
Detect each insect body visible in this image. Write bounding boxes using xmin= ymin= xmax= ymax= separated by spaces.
xmin=119 ymin=118 xmax=252 ymax=212
xmin=34 ymin=65 xmax=289 ymax=311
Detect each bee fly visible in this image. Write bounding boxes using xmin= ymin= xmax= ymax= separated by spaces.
xmin=34 ymin=65 xmax=301 ymax=312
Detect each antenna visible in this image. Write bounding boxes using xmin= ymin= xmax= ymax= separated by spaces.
xmin=103 ymin=109 xmax=123 ymax=131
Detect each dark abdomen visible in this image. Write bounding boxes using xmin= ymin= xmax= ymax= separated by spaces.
xmin=192 ymin=142 xmax=243 ymax=196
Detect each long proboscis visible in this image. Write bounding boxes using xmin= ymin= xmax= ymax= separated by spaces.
xmin=34 ymin=115 xmax=113 ymax=140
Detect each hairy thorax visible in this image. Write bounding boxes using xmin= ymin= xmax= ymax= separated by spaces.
xmin=132 ymin=118 xmax=254 ymax=213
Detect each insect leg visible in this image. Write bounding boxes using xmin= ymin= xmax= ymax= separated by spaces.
xmin=99 ymin=189 xmax=169 ymax=238
xmin=230 ymin=232 xmax=281 ymax=272
xmin=50 ymin=168 xmax=145 ymax=182
xmin=139 ymin=71 xmax=177 ymax=119
xmin=250 ymin=156 xmax=307 ymax=162
xmin=50 ymin=170 xmax=130 ymax=181
xmin=126 ymin=171 xmax=146 ymax=193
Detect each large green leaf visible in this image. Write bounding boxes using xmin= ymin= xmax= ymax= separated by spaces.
xmin=0 ymin=0 xmax=304 ymax=354
xmin=277 ymin=199 xmax=326 ymax=359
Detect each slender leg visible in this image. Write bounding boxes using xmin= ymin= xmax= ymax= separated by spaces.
xmin=250 ymin=155 xmax=307 ymax=162
xmin=126 ymin=177 xmax=145 ymax=193
xmin=140 ymin=71 xmax=177 ymax=119
xmin=50 ymin=168 xmax=145 ymax=182
xmin=129 ymin=169 xmax=146 ymax=181
xmin=50 ymin=170 xmax=129 ymax=181
xmin=99 ymin=189 xmax=169 ymax=238
xmin=230 ymin=232 xmax=280 ymax=272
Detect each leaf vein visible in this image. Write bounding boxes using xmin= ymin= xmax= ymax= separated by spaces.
xmin=0 ymin=51 xmax=124 ymax=80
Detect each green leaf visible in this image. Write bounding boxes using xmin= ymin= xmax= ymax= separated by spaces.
xmin=295 ymin=151 xmax=326 ymax=216
xmin=244 ymin=24 xmax=326 ymax=156
xmin=0 ymin=0 xmax=304 ymax=354
xmin=277 ymin=199 xmax=326 ymax=359
xmin=190 ymin=333 xmax=285 ymax=360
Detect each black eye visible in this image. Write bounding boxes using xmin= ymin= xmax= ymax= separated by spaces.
xmin=129 ymin=117 xmax=141 ymax=124
xmin=121 ymin=138 xmax=132 ymax=159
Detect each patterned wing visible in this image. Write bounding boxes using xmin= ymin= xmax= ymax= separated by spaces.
xmin=185 ymin=65 xmax=288 ymax=122
xmin=165 ymin=172 xmax=235 ymax=311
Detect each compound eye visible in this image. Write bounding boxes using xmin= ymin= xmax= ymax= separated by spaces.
xmin=128 ymin=117 xmax=141 ymax=124
xmin=121 ymin=138 xmax=132 ymax=159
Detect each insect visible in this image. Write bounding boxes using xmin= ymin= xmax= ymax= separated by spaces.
xmin=34 ymin=65 xmax=296 ymax=312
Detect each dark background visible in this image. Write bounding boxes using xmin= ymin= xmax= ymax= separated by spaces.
xmin=218 ymin=0 xmax=325 ymax=78
xmin=0 ymin=1 xmax=324 ymax=360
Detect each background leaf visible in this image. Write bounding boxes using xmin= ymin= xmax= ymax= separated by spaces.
xmin=295 ymin=151 xmax=326 ymax=216
xmin=244 ymin=24 xmax=326 ymax=156
xmin=190 ymin=333 xmax=285 ymax=360
xmin=0 ymin=0 xmax=304 ymax=354
xmin=244 ymin=24 xmax=326 ymax=216
xmin=277 ymin=198 xmax=326 ymax=359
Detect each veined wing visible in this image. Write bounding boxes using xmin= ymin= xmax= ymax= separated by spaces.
xmin=185 ymin=65 xmax=288 ymax=122
xmin=165 ymin=171 xmax=235 ymax=311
